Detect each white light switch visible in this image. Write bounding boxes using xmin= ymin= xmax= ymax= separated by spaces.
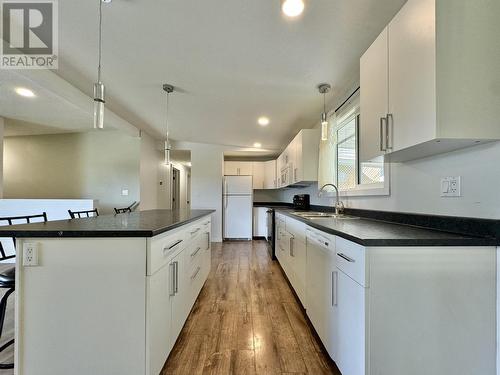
xmin=23 ymin=242 xmax=39 ymax=266
xmin=121 ymin=189 xmax=129 ymax=196
xmin=441 ymin=176 xmax=461 ymax=197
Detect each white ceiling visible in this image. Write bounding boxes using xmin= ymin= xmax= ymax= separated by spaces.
xmin=2 ymin=0 xmax=407 ymax=154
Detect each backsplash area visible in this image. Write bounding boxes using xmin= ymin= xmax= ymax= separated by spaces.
xmin=254 ymin=182 xmax=334 ymax=207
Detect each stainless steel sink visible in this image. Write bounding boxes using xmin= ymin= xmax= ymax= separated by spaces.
xmin=292 ymin=212 xmax=359 ymax=220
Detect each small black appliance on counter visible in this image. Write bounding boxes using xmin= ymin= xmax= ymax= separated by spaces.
xmin=293 ymin=194 xmax=310 ymax=210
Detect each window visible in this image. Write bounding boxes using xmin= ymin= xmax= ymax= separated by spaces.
xmin=328 ymin=92 xmax=388 ymax=196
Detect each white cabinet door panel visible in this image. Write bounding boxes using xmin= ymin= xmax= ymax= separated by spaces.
xmin=360 ymin=27 xmax=389 ymax=162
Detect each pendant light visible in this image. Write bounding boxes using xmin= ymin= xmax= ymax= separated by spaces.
xmin=93 ymin=0 xmax=110 ymax=129
xmin=318 ymin=83 xmax=331 ymax=141
xmin=163 ymin=84 xmax=175 ymax=166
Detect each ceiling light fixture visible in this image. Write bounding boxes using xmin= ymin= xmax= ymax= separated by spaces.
xmin=15 ymin=87 xmax=35 ymax=97
xmin=93 ymin=0 xmax=110 ymax=129
xmin=282 ymin=0 xmax=305 ymax=17
xmin=254 ymin=142 xmax=262 ymax=148
xmin=258 ymin=117 xmax=270 ymax=126
xmin=318 ymin=83 xmax=331 ymax=141
xmin=163 ymin=84 xmax=175 ymax=166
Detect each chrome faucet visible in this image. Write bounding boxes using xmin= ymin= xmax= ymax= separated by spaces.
xmin=318 ymin=183 xmax=344 ymax=215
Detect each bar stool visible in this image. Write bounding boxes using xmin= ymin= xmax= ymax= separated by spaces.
xmin=114 ymin=202 xmax=137 ymax=214
xmin=68 ymin=208 xmax=99 ymax=219
xmin=0 ymin=212 xmax=48 ymax=369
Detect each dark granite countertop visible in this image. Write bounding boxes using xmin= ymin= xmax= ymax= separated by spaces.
xmin=0 ymin=209 xmax=214 ymax=238
xmin=275 ymin=208 xmax=497 ymax=247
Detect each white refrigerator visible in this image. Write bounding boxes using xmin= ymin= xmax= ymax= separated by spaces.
xmin=223 ymin=175 xmax=253 ymax=240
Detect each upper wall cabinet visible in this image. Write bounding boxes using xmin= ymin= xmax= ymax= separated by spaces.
xmin=360 ymin=0 xmax=500 ymax=162
xmin=263 ymin=160 xmax=277 ymax=189
xmin=288 ymin=129 xmax=321 ymax=186
xmin=224 ymin=161 xmax=253 ymax=176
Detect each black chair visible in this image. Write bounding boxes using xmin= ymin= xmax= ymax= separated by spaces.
xmin=114 ymin=202 xmax=137 ymax=215
xmin=0 ymin=212 xmax=48 ymax=369
xmin=68 ymin=208 xmax=99 ymax=219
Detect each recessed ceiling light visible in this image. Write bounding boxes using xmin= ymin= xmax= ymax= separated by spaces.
xmin=15 ymin=87 xmax=35 ymax=97
xmin=254 ymin=142 xmax=262 ymax=148
xmin=258 ymin=117 xmax=270 ymax=126
xmin=282 ymin=0 xmax=305 ymax=18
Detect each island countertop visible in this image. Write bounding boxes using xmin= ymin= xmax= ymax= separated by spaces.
xmin=0 ymin=209 xmax=214 ymax=238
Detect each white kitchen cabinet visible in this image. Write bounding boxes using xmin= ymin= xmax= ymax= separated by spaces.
xmin=253 ymin=207 xmax=268 ymax=238
xmin=360 ymin=0 xmax=500 ymax=162
xmin=263 ymin=160 xmax=276 ymax=189
xmin=252 ymin=162 xmax=265 ymax=189
xmin=146 ymin=263 xmax=173 ymax=375
xmin=224 ymin=161 xmax=253 ymax=176
xmin=290 ymin=129 xmax=321 ymax=184
xmin=305 ymin=228 xmax=336 ymax=351
xmin=332 ymin=269 xmax=365 ymax=375
xmin=275 ymin=215 xmax=496 ymax=375
xmin=360 ymin=27 xmax=388 ymax=162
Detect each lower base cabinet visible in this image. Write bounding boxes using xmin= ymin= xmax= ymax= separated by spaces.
xmin=276 ymin=215 xmax=496 ymax=375
xmin=146 ymin=217 xmax=212 ymax=375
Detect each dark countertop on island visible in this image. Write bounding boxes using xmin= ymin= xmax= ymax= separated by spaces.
xmin=274 ymin=208 xmax=497 ymax=247
xmin=0 ymin=209 xmax=214 ymax=238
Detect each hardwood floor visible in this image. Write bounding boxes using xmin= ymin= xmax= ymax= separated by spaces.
xmin=162 ymin=240 xmax=341 ymax=375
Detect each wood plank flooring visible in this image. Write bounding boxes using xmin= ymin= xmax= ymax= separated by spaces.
xmin=162 ymin=240 xmax=341 ymax=375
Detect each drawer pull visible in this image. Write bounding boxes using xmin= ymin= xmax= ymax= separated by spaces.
xmin=337 ymin=253 xmax=355 ymax=263
xmin=190 ymin=228 xmax=201 ymax=235
xmin=190 ymin=247 xmax=201 ymax=258
xmin=191 ymin=266 xmax=201 ymax=280
xmin=165 ymin=239 xmax=183 ymax=252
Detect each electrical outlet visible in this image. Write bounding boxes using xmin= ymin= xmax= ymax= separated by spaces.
xmin=23 ymin=242 xmax=39 ymax=266
xmin=441 ymin=176 xmax=461 ymax=197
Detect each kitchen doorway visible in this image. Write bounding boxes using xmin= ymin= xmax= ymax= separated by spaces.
xmin=171 ymin=167 xmax=180 ymax=209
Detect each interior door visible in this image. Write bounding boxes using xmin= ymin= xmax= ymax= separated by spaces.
xmin=171 ymin=167 xmax=180 ymax=209
xmin=360 ymin=26 xmax=389 ymax=162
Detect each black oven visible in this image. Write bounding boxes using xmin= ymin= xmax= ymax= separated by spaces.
xmin=266 ymin=208 xmax=276 ymax=260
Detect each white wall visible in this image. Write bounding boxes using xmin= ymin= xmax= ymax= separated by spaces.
xmin=174 ymin=141 xmax=225 ymax=242
xmin=3 ymin=131 xmax=141 ymax=215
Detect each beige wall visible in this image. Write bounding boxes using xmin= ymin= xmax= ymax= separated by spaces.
xmin=140 ymin=131 xmax=168 ymax=210
xmin=3 ymin=131 xmax=141 ymax=215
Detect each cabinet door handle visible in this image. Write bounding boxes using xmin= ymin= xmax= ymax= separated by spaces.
xmin=206 ymin=232 xmax=211 ymax=250
xmin=332 ymin=271 xmax=338 ymax=306
xmin=191 ymin=266 xmax=201 ymax=280
xmin=386 ymin=113 xmax=393 ymax=150
xmin=169 ymin=263 xmax=176 ymax=296
xmin=289 ymin=236 xmax=294 ymax=257
xmin=174 ymin=261 xmax=179 ymax=294
xmin=337 ymin=253 xmax=355 ymax=263
xmin=191 ymin=246 xmax=201 ymax=258
xmin=380 ymin=117 xmax=387 ymax=151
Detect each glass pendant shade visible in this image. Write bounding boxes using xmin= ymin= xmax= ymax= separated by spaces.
xmin=93 ymin=82 xmax=105 ymax=129
xmin=321 ymin=112 xmax=328 ymax=141
xmin=164 ymin=141 xmax=171 ymax=166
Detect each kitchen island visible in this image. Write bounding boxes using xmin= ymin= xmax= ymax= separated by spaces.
xmin=0 ymin=209 xmax=214 ymax=375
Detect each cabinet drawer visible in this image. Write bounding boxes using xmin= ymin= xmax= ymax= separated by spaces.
xmin=187 ymin=235 xmax=205 ymax=267
xmin=148 ymin=227 xmax=186 ymax=275
xmin=335 ymin=237 xmax=367 ymax=287
xmin=186 ymin=220 xmax=205 ymax=243
xmin=286 ymin=216 xmax=306 ymax=243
